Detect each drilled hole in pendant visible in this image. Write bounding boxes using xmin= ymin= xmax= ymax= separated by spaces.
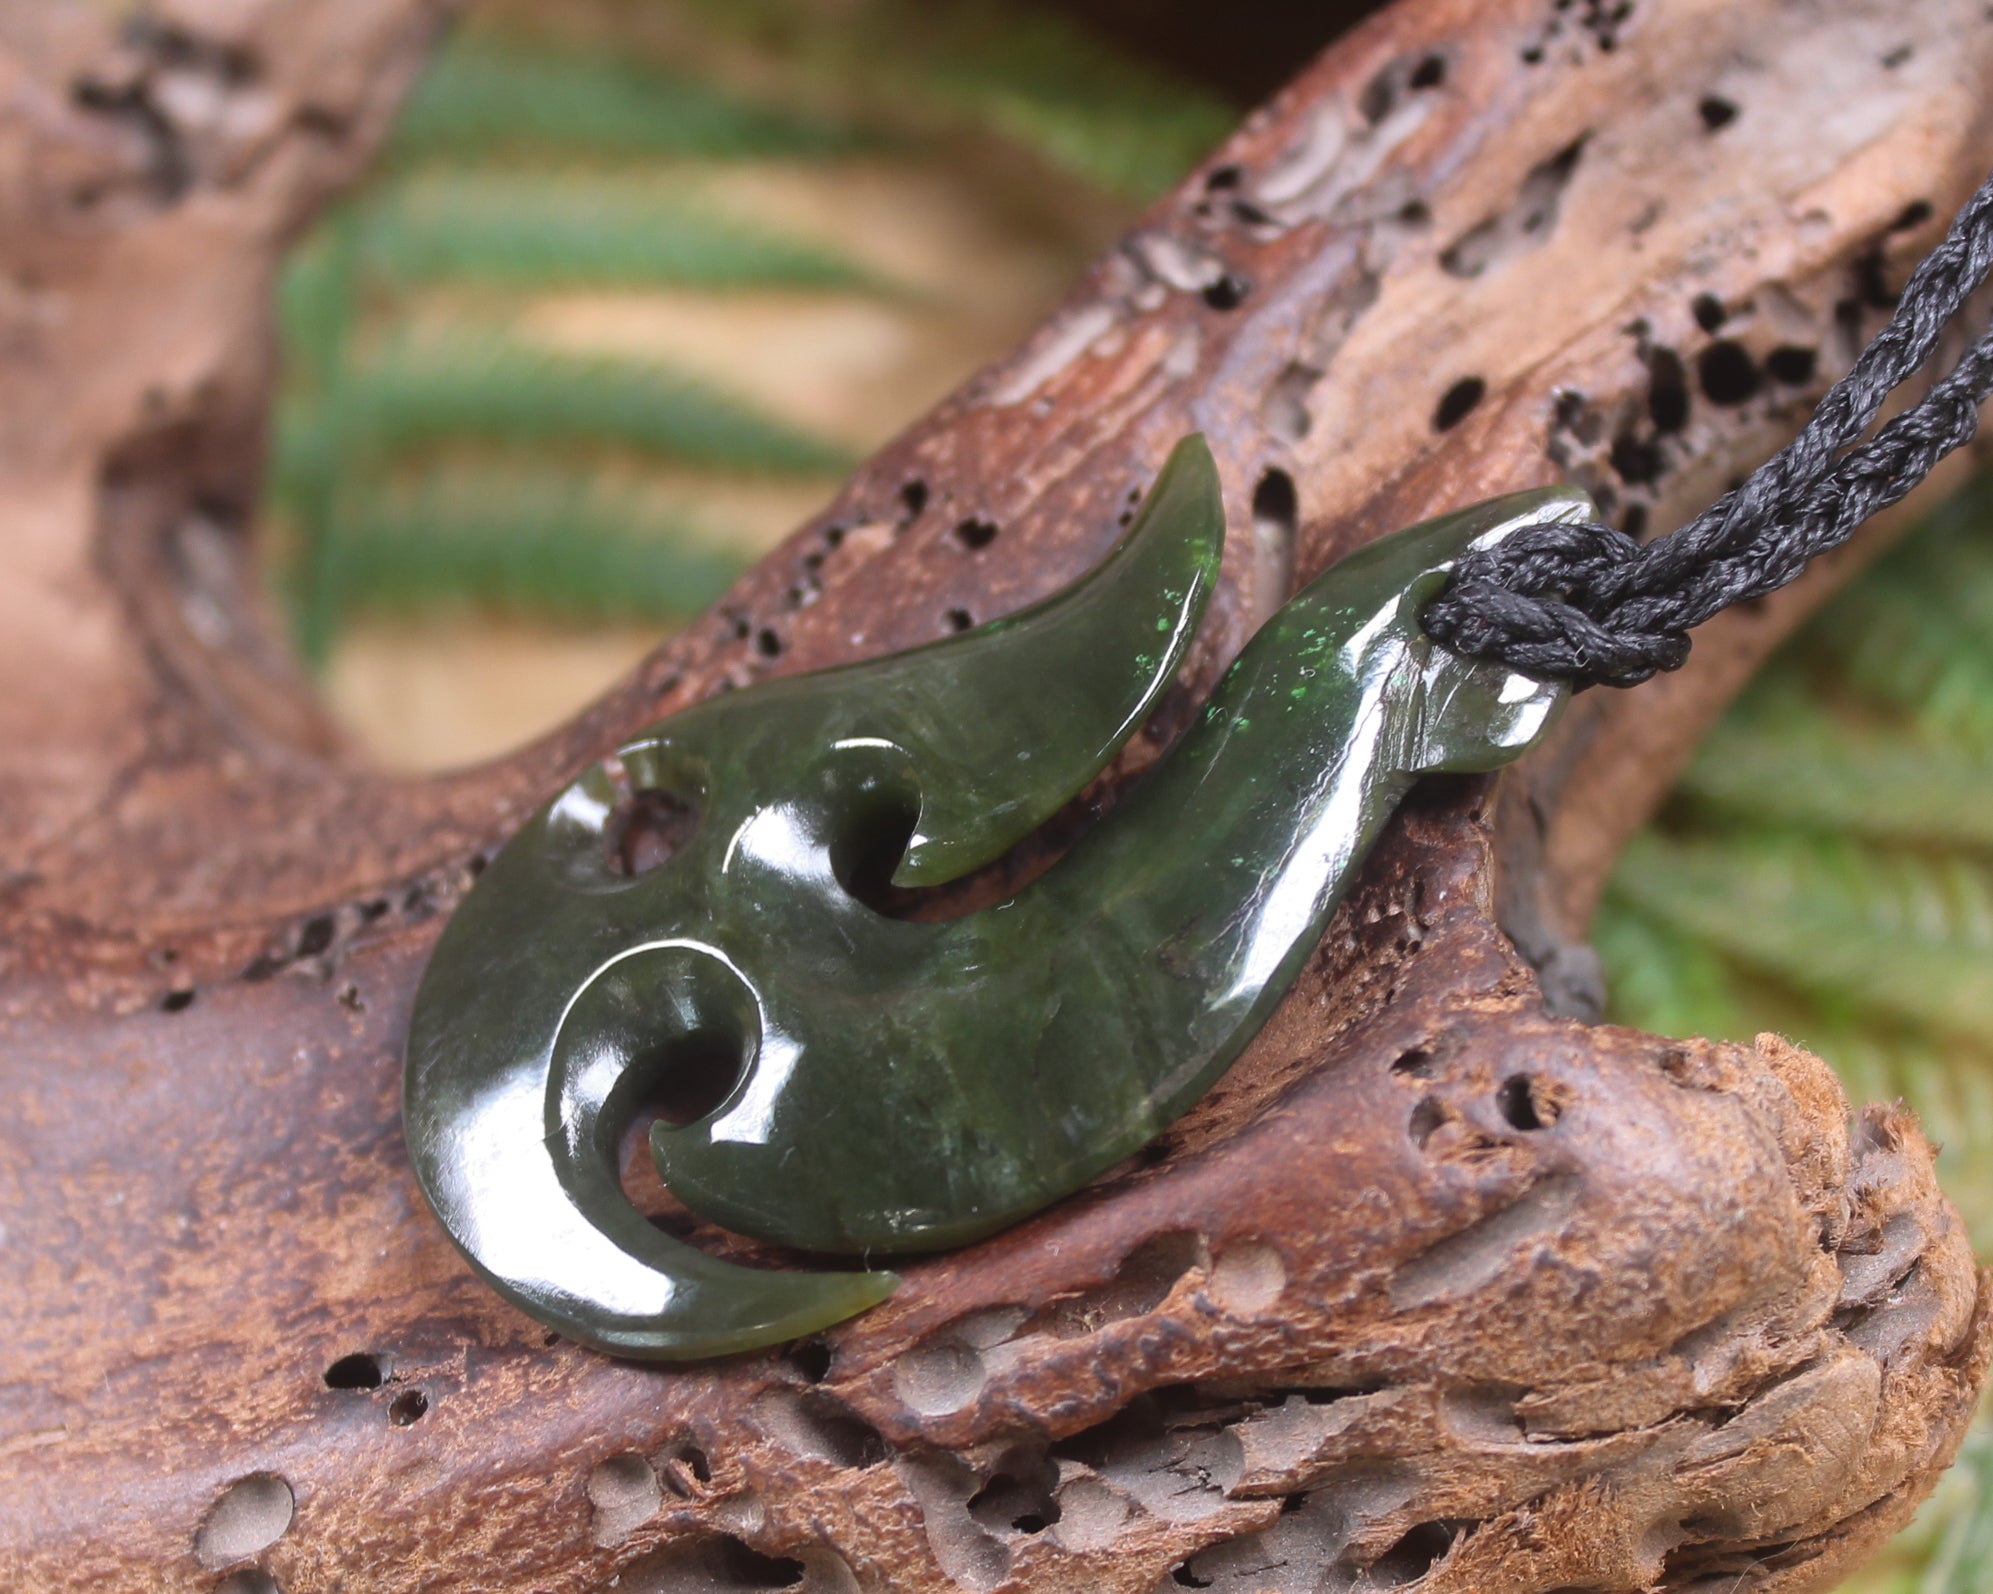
xmin=642 ymin=1030 xmax=750 ymax=1129
xmin=831 ymin=786 xmax=921 ymax=911
xmin=606 ymin=788 xmax=699 ymax=877
xmin=618 ymin=1029 xmax=753 ymax=1212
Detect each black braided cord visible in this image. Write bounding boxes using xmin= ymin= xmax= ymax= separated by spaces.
xmin=1421 ymin=169 xmax=1993 ymax=689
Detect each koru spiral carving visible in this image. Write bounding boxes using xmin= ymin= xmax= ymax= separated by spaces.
xmin=403 ymin=437 xmax=1590 ymax=1359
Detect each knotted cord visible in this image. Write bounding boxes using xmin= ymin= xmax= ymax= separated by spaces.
xmin=1422 ymin=169 xmax=1993 ymax=689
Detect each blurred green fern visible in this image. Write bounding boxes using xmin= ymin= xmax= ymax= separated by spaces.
xmin=863 ymin=3 xmax=1235 ymax=199
xmin=313 ymin=333 xmax=853 ymax=472
xmin=677 ymin=0 xmax=1235 ymax=199
xmin=390 ymin=33 xmax=857 ymax=163
xmin=360 ymin=173 xmax=888 ymax=293
xmin=270 ymin=26 xmax=872 ymax=663
xmin=268 ymin=2 xmax=1226 ymax=664
xmin=320 ymin=467 xmax=746 ymax=625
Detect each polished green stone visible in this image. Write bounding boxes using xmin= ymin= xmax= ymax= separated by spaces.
xmin=403 ymin=436 xmax=1590 ymax=1359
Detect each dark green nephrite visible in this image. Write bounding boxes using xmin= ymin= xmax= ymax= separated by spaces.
xmin=404 ymin=435 xmax=1590 ymax=1359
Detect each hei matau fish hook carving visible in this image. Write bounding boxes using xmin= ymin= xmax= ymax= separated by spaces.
xmin=404 ymin=436 xmax=1591 ymax=1359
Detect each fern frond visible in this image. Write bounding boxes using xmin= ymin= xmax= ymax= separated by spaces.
xmin=1796 ymin=485 xmax=1993 ymax=753
xmin=1599 ymin=885 xmax=1941 ymax=1141
xmin=317 ymin=468 xmax=750 ymax=626
xmin=1612 ymin=832 xmax=1993 ymax=1049
xmin=392 ymin=32 xmax=855 ymax=165
xmin=1589 ymin=891 xmax=1754 ymax=1044
xmin=358 ymin=174 xmax=885 ymax=294
xmin=277 ymin=218 xmax=360 ymax=395
xmin=1805 ymin=575 xmax=1993 ymax=742
xmin=1677 ymin=719 xmax=1993 ymax=850
xmin=328 ymin=332 xmax=854 ymax=477
xmin=910 ymin=8 xmax=1234 ymax=198
xmin=680 ymin=0 xmax=1232 ymax=199
xmin=266 ymin=0 xmax=1228 ymax=668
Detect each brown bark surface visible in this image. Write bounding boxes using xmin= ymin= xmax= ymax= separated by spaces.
xmin=1 ymin=1 xmax=1989 ymax=1591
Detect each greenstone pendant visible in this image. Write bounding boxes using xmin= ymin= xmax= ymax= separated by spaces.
xmin=403 ymin=436 xmax=1590 ymax=1359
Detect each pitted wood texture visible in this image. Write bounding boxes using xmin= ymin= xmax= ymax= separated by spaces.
xmin=0 ymin=0 xmax=1988 ymax=1591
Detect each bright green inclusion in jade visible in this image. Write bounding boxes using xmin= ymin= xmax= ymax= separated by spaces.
xmin=403 ymin=436 xmax=1592 ymax=1360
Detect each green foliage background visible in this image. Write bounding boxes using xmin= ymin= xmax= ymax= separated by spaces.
xmin=269 ymin=5 xmax=1229 ymax=663
xmin=269 ymin=5 xmax=1989 ymax=1588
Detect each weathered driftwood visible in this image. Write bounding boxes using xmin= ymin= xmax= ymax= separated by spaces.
xmin=1 ymin=1 xmax=1989 ymax=1591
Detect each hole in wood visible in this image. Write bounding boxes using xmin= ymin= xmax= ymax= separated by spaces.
xmin=659 ymin=1436 xmax=714 ymax=1496
xmin=756 ymin=1387 xmax=892 ymax=1468
xmin=1202 ymin=272 xmax=1249 ymax=311
xmin=1208 ymin=1241 xmax=1286 ymax=1314
xmin=967 ymin=1452 xmax=1061 ymax=1536
xmin=1647 ymin=346 xmax=1690 ymax=432
xmin=1440 ymin=137 xmax=1586 ymax=277
xmin=716 ymin=1538 xmax=805 ymax=1588
xmin=388 ymin=1389 xmax=428 ymax=1426
xmin=1371 ymin=1520 xmax=1459 ymax=1585
xmin=894 ymin=1340 xmax=988 ymax=1416
xmin=296 ymin=914 xmax=335 ymax=958
xmin=1766 ymin=344 xmax=1818 ymax=384
xmin=1497 ymin=1074 xmax=1562 ymax=1130
xmin=194 ymin=1474 xmax=294 ymax=1569
xmin=1892 ymin=198 xmax=1935 ymax=232
xmin=788 ymin=1338 xmax=832 ymax=1383
xmin=1250 ymin=465 xmax=1299 ymax=605
xmin=1697 ymin=340 xmax=1761 ymax=405
xmin=1262 ymin=364 xmax=1318 ymax=442
xmin=587 ymin=1452 xmax=662 ymax=1546
xmin=1026 ymin=1230 xmax=1206 ymax=1338
xmin=1251 ymin=467 xmax=1298 ymax=541
xmin=323 ymin=1352 xmax=385 ymax=1390
xmin=1698 ymin=94 xmax=1739 ymax=131
xmin=618 ymin=1535 xmax=807 ymax=1591
xmin=1433 ymin=376 xmax=1486 ymax=431
xmin=1610 ymin=426 xmax=1666 ymax=485
xmin=1359 ymin=64 xmax=1398 ymax=124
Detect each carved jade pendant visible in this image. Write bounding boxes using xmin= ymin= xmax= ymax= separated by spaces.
xmin=403 ymin=437 xmax=1589 ymax=1359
